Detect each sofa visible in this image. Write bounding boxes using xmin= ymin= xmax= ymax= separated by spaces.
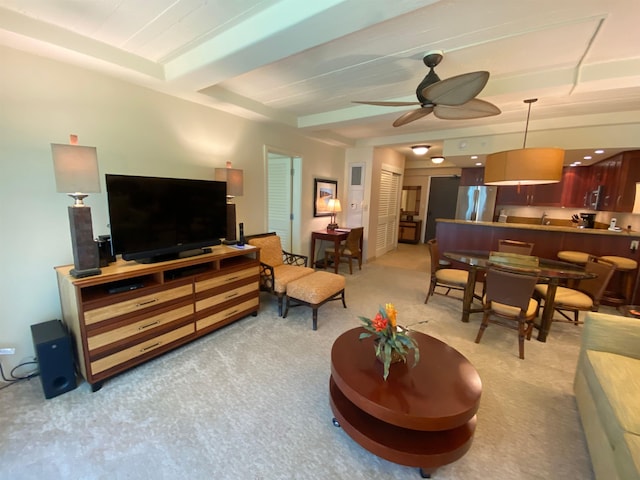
xmin=574 ymin=312 xmax=640 ymax=479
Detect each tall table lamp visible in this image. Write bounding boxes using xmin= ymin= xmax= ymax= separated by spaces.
xmin=215 ymin=161 xmax=244 ymax=243
xmin=327 ymin=198 xmax=342 ymax=231
xmin=51 ymin=135 xmax=102 ymax=278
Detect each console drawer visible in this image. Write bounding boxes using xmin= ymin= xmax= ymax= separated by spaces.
xmin=195 ymin=266 xmax=259 ymax=293
xmin=90 ymin=324 xmax=194 ymax=375
xmin=87 ymin=304 xmax=194 ymax=352
xmin=84 ymin=284 xmax=193 ymax=325
xmin=196 ymin=297 xmax=259 ymax=331
xmin=195 ymin=282 xmax=258 ymax=312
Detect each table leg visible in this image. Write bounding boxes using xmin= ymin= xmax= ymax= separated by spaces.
xmin=310 ymin=236 xmax=317 ymax=268
xmin=537 ymin=280 xmax=558 ymax=342
xmin=333 ymin=237 xmax=340 ymax=274
xmin=461 ymin=266 xmax=478 ymax=323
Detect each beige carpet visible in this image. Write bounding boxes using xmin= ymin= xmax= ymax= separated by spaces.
xmin=0 ymin=245 xmax=595 ymax=479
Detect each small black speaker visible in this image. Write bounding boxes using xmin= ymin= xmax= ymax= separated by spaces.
xmin=31 ymin=320 xmax=77 ymax=399
xmin=237 ymin=222 xmax=245 ymax=246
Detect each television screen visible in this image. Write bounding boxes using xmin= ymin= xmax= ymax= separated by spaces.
xmin=105 ymin=174 xmax=227 ymax=262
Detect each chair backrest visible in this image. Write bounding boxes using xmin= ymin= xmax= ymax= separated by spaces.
xmin=427 ymin=238 xmax=440 ymax=274
xmin=498 ymin=239 xmax=534 ymax=255
xmin=247 ymin=235 xmax=284 ymax=267
xmin=485 ymin=265 xmax=540 ymax=313
xmin=578 ymin=256 xmax=616 ymax=300
xmin=344 ymin=227 xmax=363 ymax=254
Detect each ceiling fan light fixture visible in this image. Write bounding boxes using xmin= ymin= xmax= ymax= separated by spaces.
xmin=484 ymin=99 xmax=564 ymax=186
xmin=411 ymin=145 xmax=430 ymax=155
xmin=431 ymin=156 xmax=445 ymax=164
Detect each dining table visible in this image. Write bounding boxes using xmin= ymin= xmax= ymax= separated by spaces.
xmin=443 ymin=250 xmax=597 ymax=342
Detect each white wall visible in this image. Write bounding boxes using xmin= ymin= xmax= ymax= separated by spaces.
xmin=0 ymin=45 xmax=344 ymax=372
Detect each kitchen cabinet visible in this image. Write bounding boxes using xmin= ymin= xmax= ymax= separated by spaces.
xmin=496 ymin=180 xmax=563 ymax=206
xmin=459 ymin=167 xmax=484 ymax=186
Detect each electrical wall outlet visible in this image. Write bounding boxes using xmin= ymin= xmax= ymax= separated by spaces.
xmin=631 ymin=240 xmax=639 ymax=252
xmin=0 ymin=348 xmax=16 ymax=355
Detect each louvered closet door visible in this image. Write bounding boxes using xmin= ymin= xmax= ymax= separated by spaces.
xmin=267 ymin=155 xmax=292 ymax=251
xmin=376 ymin=169 xmax=400 ymax=257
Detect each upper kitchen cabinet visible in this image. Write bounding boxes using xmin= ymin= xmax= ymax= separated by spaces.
xmin=561 ymin=166 xmax=591 ymax=208
xmin=459 ymin=167 xmax=484 ymax=186
xmin=606 ymin=151 xmax=640 ymax=212
xmin=496 ymin=177 xmax=564 ymax=206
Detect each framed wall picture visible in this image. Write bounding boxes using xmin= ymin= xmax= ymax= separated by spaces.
xmin=314 ymin=178 xmax=337 ymax=217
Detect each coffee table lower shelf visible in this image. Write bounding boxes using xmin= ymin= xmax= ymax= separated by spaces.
xmin=329 ymin=377 xmax=476 ymax=478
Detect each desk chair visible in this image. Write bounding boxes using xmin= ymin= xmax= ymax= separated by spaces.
xmin=323 ymin=227 xmax=363 ymax=274
xmin=475 ymin=265 xmax=540 ymax=359
xmin=533 ymin=256 xmax=615 ymax=325
xmin=425 ymin=239 xmax=469 ymax=304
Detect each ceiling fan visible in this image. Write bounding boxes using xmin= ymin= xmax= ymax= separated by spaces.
xmin=354 ymin=50 xmax=501 ymax=127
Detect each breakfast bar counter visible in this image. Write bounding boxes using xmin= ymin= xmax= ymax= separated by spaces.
xmin=435 ymin=219 xmax=640 ymax=304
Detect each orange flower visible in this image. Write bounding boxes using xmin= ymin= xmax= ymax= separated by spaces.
xmin=385 ymin=303 xmax=397 ymax=328
xmin=372 ymin=312 xmax=388 ymax=332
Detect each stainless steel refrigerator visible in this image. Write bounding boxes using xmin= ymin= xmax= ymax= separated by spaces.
xmin=454 ymin=186 xmax=498 ymax=222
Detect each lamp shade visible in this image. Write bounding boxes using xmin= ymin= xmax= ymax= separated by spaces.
xmin=484 ymin=148 xmax=564 ymax=185
xmin=633 ymin=183 xmax=640 ymax=214
xmin=327 ymin=198 xmax=342 ymax=213
xmin=51 ymin=143 xmax=100 ymax=193
xmin=215 ymin=167 xmax=244 ymax=197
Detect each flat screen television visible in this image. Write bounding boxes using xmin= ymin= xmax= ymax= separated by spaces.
xmin=105 ymin=174 xmax=227 ymax=263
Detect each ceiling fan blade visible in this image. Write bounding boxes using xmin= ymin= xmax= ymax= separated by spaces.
xmin=353 ymin=100 xmax=420 ymax=107
xmin=421 ymin=71 xmax=490 ymax=106
xmin=433 ymin=99 xmax=501 ymax=120
xmin=392 ymin=107 xmax=433 ymax=127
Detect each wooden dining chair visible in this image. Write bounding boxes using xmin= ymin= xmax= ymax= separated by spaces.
xmin=323 ymin=227 xmax=363 ymax=274
xmin=498 ymin=239 xmax=534 ymax=255
xmin=425 ymin=239 xmax=469 ymax=304
xmin=475 ymin=264 xmax=540 ymax=359
xmin=533 ymin=256 xmax=616 ymax=325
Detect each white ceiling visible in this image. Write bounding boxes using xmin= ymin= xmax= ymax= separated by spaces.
xmin=2 ymin=0 xmax=640 ymax=168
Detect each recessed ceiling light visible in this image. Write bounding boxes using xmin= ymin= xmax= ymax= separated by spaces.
xmin=574 ymin=161 xmax=582 ymax=165
xmin=475 ymin=162 xmax=482 ymax=166
xmin=471 ymin=155 xmax=478 ymax=160
xmin=411 ymin=145 xmax=430 ymax=155
xmin=431 ymin=156 xmax=444 ymax=164
xmin=595 ymin=149 xmax=605 ymax=154
xmin=583 ymin=155 xmax=592 ymax=160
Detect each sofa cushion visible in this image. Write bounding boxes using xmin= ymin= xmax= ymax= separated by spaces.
xmin=625 ymin=432 xmax=640 ymax=478
xmin=583 ymin=349 xmax=640 ymax=478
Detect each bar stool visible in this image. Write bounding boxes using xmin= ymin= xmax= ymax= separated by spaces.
xmin=557 ymin=251 xmax=590 ymax=265
xmin=557 ymin=251 xmax=591 ymax=288
xmin=599 ymin=256 xmax=638 ymax=305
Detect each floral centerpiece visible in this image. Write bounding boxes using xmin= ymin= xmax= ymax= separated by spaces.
xmin=359 ymin=303 xmax=420 ymax=380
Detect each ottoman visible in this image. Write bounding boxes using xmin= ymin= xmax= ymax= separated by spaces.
xmin=283 ymin=271 xmax=347 ymax=330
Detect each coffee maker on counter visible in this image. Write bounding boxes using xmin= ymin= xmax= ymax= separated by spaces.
xmin=579 ymin=213 xmax=596 ymax=228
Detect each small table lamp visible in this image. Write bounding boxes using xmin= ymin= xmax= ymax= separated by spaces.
xmin=215 ymin=161 xmax=244 ymax=243
xmin=327 ymin=198 xmax=342 ymax=231
xmin=51 ymin=135 xmax=102 ymax=278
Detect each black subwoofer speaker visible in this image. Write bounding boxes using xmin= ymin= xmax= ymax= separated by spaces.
xmin=30 ymin=319 xmax=77 ymax=399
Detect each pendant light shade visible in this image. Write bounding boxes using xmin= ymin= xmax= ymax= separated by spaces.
xmin=484 ymin=148 xmax=564 ymax=185
xmin=633 ymin=183 xmax=640 ymax=214
xmin=484 ymin=99 xmax=564 ymax=186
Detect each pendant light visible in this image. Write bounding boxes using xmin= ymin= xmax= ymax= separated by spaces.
xmin=484 ymin=99 xmax=564 ymax=186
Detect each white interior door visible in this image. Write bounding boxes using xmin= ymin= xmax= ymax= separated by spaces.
xmin=267 ymin=153 xmax=293 ymax=251
xmin=376 ymin=168 xmax=401 ymax=257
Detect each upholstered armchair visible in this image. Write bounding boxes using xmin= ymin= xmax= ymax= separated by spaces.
xmin=247 ymin=233 xmax=314 ymax=316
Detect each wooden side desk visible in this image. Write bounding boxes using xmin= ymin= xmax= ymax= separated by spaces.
xmin=310 ymin=229 xmax=349 ymax=274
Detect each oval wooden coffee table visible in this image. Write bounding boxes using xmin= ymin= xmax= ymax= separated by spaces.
xmin=330 ymin=327 xmax=482 ymax=478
